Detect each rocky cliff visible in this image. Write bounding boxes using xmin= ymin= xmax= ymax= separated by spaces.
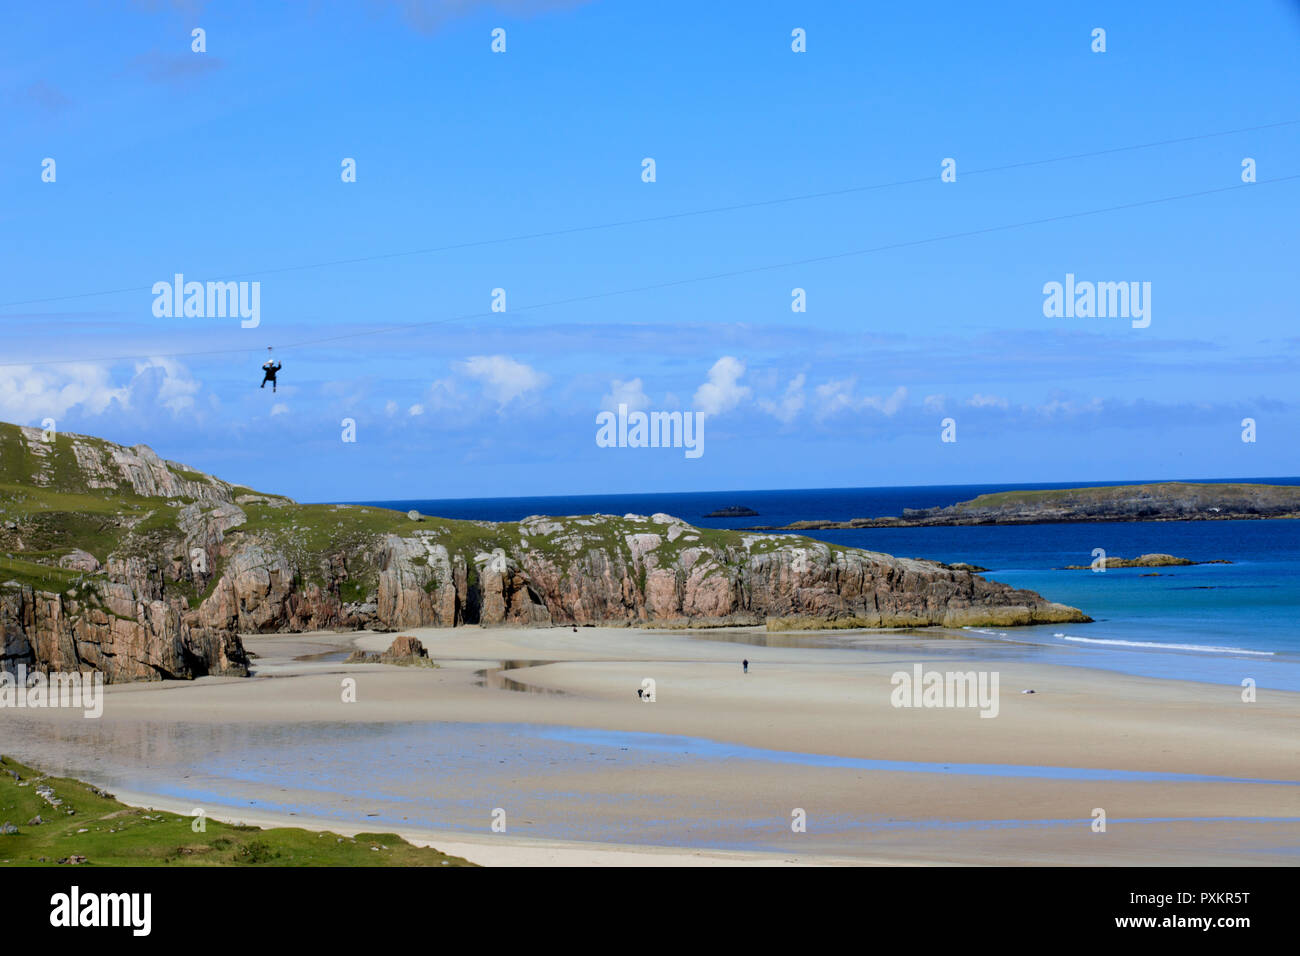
xmin=0 ymin=422 xmax=1088 ymax=683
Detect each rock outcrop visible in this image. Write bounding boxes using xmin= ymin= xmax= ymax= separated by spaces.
xmin=358 ymin=516 xmax=1086 ymax=631
xmin=0 ymin=422 xmax=1089 ymax=682
xmin=703 ymin=505 xmax=759 ymax=517
xmin=0 ymin=584 xmax=248 ymax=682
xmin=385 ymin=635 xmax=427 ymax=658
xmin=1061 ymin=553 xmax=1231 ymax=570
xmin=344 ymin=635 xmax=431 ymax=665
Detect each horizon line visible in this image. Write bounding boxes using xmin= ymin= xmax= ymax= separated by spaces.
xmin=334 ymin=474 xmax=1300 ymax=508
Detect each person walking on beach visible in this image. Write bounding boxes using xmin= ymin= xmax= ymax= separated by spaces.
xmin=742 ymin=658 xmax=748 ymax=674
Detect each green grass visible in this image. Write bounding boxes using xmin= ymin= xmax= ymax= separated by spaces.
xmin=960 ymin=482 xmax=1300 ymax=510
xmin=0 ymin=554 xmax=85 ymax=593
xmin=0 ymin=425 xmax=126 ymax=496
xmin=0 ymin=756 xmax=475 ymax=867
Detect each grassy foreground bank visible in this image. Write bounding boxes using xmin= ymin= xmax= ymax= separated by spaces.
xmin=0 ymin=755 xmax=474 ymax=867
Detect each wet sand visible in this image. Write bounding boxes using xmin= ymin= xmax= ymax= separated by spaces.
xmin=4 ymin=625 xmax=1297 ymax=866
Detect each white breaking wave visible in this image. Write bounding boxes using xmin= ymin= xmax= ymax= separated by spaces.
xmin=1059 ymin=635 xmax=1274 ymax=656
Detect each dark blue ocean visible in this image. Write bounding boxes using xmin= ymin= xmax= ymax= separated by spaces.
xmin=355 ymin=478 xmax=1300 ymax=690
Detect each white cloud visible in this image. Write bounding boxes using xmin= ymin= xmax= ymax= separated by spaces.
xmin=133 ymin=358 xmax=199 ymax=414
xmin=458 ymin=355 xmax=549 ymax=408
xmin=759 ymin=373 xmax=806 ymax=424
xmin=693 ymin=356 xmax=750 ymax=416
xmin=864 ymin=386 xmax=908 ymax=416
xmin=813 ymin=379 xmax=907 ymax=419
xmin=385 ymin=400 xmax=398 ymax=416
xmin=0 ymin=364 xmax=126 ymax=422
xmin=270 ymin=403 xmax=289 ymax=417
xmin=966 ymin=393 xmax=1009 ymax=409
xmin=923 ymin=393 xmax=946 ymax=413
xmin=601 ymin=377 xmax=650 ymax=412
xmin=409 ymin=404 xmax=425 ymax=416
xmin=813 ymin=378 xmax=857 ymax=419
xmin=0 ymin=358 xmax=200 ymax=422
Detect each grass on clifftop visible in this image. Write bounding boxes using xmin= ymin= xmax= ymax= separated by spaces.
xmin=0 ymin=756 xmax=474 ymax=867
xmin=960 ymin=482 xmax=1300 ymax=509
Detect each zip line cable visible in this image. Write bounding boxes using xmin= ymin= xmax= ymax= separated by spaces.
xmin=0 ymin=118 xmax=1293 ymax=311
xmin=2 ymin=173 xmax=1294 ymax=370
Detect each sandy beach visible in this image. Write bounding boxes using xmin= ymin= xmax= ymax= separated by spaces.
xmin=4 ymin=625 xmax=1297 ymax=866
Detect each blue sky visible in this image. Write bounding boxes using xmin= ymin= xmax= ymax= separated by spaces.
xmin=2 ymin=0 xmax=1298 ymax=501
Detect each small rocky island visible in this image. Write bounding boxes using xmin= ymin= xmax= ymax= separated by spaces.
xmin=761 ymin=482 xmax=1300 ymax=530
xmin=703 ymin=505 xmax=759 ymax=518
xmin=1060 ymin=553 xmax=1232 ymax=570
